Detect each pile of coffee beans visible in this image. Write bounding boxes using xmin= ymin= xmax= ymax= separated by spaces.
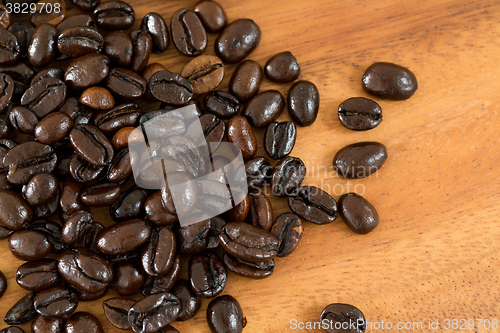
xmin=0 ymin=0 xmax=418 ymax=332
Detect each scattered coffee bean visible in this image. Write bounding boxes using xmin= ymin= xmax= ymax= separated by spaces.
xmin=97 ymin=219 xmax=151 ymax=255
xmin=106 ymin=68 xmax=147 ymax=100
xmin=338 ymin=97 xmax=382 ymax=131
xmin=171 ymin=8 xmax=207 ymax=57
xmin=0 ymin=28 xmax=20 ymax=65
xmin=57 ymin=27 xmax=103 ymax=58
xmin=227 ymin=115 xmax=257 ymax=159
xmin=288 ymin=186 xmax=337 ymax=224
xmin=27 ymin=23 xmax=57 ymax=68
xmin=287 ymin=80 xmax=320 ymax=126
xmin=128 ymin=292 xmax=181 ymax=333
xmin=149 ymin=70 xmax=194 ymax=106
xmin=338 ymin=193 xmax=379 ymax=234
xmin=188 ymin=250 xmax=227 ymax=298
xmin=31 ymin=315 xmax=63 ymax=333
xmin=34 ymin=112 xmax=73 ymax=144
xmin=223 ymin=252 xmax=274 ymax=279
xmin=69 ymin=124 xmax=114 ymax=167
xmin=21 ymin=77 xmax=67 ymax=118
xmin=4 ymin=292 xmax=37 ymax=325
xmin=245 ymin=157 xmax=272 ymax=194
xmin=33 ymin=286 xmax=78 ymax=319
xmin=111 ymin=263 xmax=144 ymax=296
xmin=65 ymin=312 xmax=103 ymax=333
xmin=207 ymin=295 xmax=246 ymax=333
xmin=71 ymin=0 xmax=100 ymax=11
xmin=103 ymin=297 xmax=135 ymax=330
xmin=271 ymin=156 xmax=306 ymax=197
xmin=130 ymin=30 xmax=152 ymax=73
xmin=362 ymin=62 xmax=417 ymax=100
xmin=64 ymin=53 xmax=110 ymax=90
xmin=16 ymin=259 xmax=60 ymax=291
xmin=181 ymin=55 xmax=224 ymax=94
xmin=94 ymin=1 xmax=135 ymax=30
xmin=215 ymin=19 xmax=261 ymax=63
xmin=194 ymin=0 xmax=227 ymax=33
xmin=80 ymin=87 xmax=115 ymax=110
xmin=264 ymin=121 xmax=297 ymax=160
xmin=242 ymin=90 xmax=285 ymax=128
xmin=271 ymin=213 xmax=303 ymax=257
xmin=170 ymin=279 xmax=201 ymax=321
xmin=103 ymin=30 xmax=133 ymax=67
xmin=140 ymin=13 xmax=169 ymax=53
xmin=0 ymin=190 xmax=32 ymax=229
xmin=333 ymin=142 xmax=387 ymax=179
xmin=203 ymin=91 xmax=240 ymax=119
xmin=229 ymin=59 xmax=263 ymax=102
xmin=246 ymin=192 xmax=273 ymax=230
xmin=320 ymin=303 xmax=366 ymax=333
xmin=264 ymin=51 xmax=300 ymax=83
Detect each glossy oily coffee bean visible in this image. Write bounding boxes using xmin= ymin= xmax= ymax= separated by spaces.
xmin=338 ymin=193 xmax=379 ymax=234
xmin=64 ymin=54 xmax=110 ymax=90
xmin=94 ymin=1 xmax=134 ymax=30
xmin=333 ymin=142 xmax=387 ymax=179
xmin=194 ymin=0 xmax=227 ymax=33
xmin=106 ymin=68 xmax=147 ymax=100
xmin=103 ymin=30 xmax=133 ymax=67
xmin=141 ymin=227 xmax=176 ymax=277
xmin=287 ymin=80 xmax=320 ymax=126
xmin=112 ymin=127 xmax=134 ymax=148
xmin=338 ymin=97 xmax=382 ymax=131
xmin=264 ymin=51 xmax=300 ymax=83
xmin=94 ymin=102 xmax=142 ymax=134
xmin=30 ymin=0 xmax=66 ymax=26
xmin=73 ymin=221 xmax=103 ymax=254
xmin=71 ymin=0 xmax=100 ymax=11
xmin=207 ymin=295 xmax=246 ymax=333
xmin=203 ymin=91 xmax=239 ymax=119
xmin=25 ymin=172 xmax=58 ymax=206
xmin=130 ymin=30 xmax=152 ymax=73
xmin=70 ymin=284 xmax=107 ymax=302
xmin=226 ymin=194 xmax=249 ymax=222
xmin=4 ymin=292 xmax=36 ymax=325
xmin=68 ymin=153 xmax=105 ymax=183
xmin=220 ymin=222 xmax=279 ymax=262
xmin=0 ymin=190 xmax=32 ymax=229
xmin=0 ymin=61 xmax=34 ymax=88
xmin=181 ymin=55 xmax=224 ymax=94
xmin=30 ymin=67 xmax=64 ymax=85
xmin=56 ymin=13 xmax=96 ymax=33
xmin=0 ymin=73 xmax=13 ymax=111
xmin=227 ymin=115 xmax=257 ymax=159
xmin=70 ymin=124 xmax=114 ymax=167
xmin=0 ymin=224 xmax=13 ymax=238
xmin=32 ymin=191 xmax=59 ymax=219
xmin=0 ymin=269 xmax=6 ymax=297
xmin=57 ymin=27 xmax=103 ymax=58
xmin=62 ymin=210 xmax=94 ymax=244
xmin=146 ymin=189 xmax=177 ymax=225
xmin=110 ymin=187 xmax=148 ymax=222
xmin=271 ymin=213 xmax=303 ymax=257
xmin=58 ymin=247 xmax=113 ymax=294
xmin=97 ymin=219 xmax=151 ymax=255
xmin=128 ymin=292 xmax=181 ymax=333
xmin=81 ymin=183 xmax=121 ymax=207
xmin=27 ymin=24 xmax=57 ymax=68
xmin=140 ymin=255 xmax=181 ymax=296
xmin=242 ymin=90 xmax=285 ymax=128
xmin=31 ymin=315 xmax=63 ymax=333
xmin=264 ymin=121 xmax=296 ymax=160
xmin=65 ymin=312 xmax=103 ymax=333
xmin=8 ymin=21 xmax=34 ymax=58
xmin=245 ymin=157 xmax=272 ymax=194
xmin=0 ymin=28 xmax=20 ymax=64
xmin=0 ymin=139 xmax=16 ymax=169
xmin=80 ymin=87 xmax=115 ymax=110
xmin=33 ymin=286 xmax=78 ymax=319
xmin=141 ymin=62 xmax=167 ymax=100
xmin=271 ymin=156 xmax=306 ymax=197
xmin=215 ymin=19 xmax=261 ymax=64
xmin=107 ymin=148 xmax=132 ymax=183
xmin=320 ymin=303 xmax=366 ymax=333
xmin=16 ymin=259 xmax=60 ymax=291
xmin=149 ymin=71 xmax=194 ymax=106
xmin=21 ymin=78 xmax=67 ymax=118
xmin=288 ymin=186 xmax=337 ymax=225
xmin=175 ymin=216 xmax=212 ymax=255
xmin=8 ymin=230 xmax=52 ymax=261
xmin=170 ymin=279 xmax=200 ymax=321
xmin=103 ymin=297 xmax=135 ymax=330
xmin=111 ymin=263 xmax=144 ymax=296
xmin=171 ymin=8 xmax=207 ymax=57
xmin=23 ymin=219 xmax=67 ymax=254
xmin=223 ymin=252 xmax=274 ymax=279
xmin=34 ymin=112 xmax=73 ymax=144
xmin=188 ymin=250 xmax=227 ymax=298
xmin=246 ymin=192 xmax=273 ymax=230
xmin=140 ymin=13 xmax=168 ymax=53
xmin=229 ymin=60 xmax=263 ymax=102
xmin=362 ymin=62 xmax=417 ymax=100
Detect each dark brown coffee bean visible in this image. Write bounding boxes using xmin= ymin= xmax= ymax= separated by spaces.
xmin=64 ymin=53 xmax=110 ymax=90
xmin=320 ymin=303 xmax=366 ymax=333
xmin=149 ymin=70 xmax=194 ymax=106
xmin=242 ymin=90 xmax=285 ymax=128
xmin=333 ymin=142 xmax=387 ymax=179
xmin=171 ymin=8 xmax=207 ymax=57
xmin=288 ymin=186 xmax=337 ymax=225
xmin=226 ymin=195 xmax=249 ymax=222
xmin=30 ymin=0 xmax=65 ymax=26
xmin=141 ymin=227 xmax=176 ymax=277
xmin=174 ymin=215 xmax=212 ymax=255
xmin=110 ymin=263 xmax=144 ymax=296
xmin=245 ymin=157 xmax=272 ymax=194
xmin=21 ymin=77 xmax=67 ymax=118
xmin=145 ymin=191 xmax=178 ymax=226
xmin=16 ymin=259 xmax=60 ymax=291
xmin=203 ymin=91 xmax=239 ymax=119
xmin=0 ymin=224 xmax=14 ymax=238
xmin=34 ymin=112 xmax=73 ymax=144
xmin=140 ymin=255 xmax=181 ymax=296
xmin=71 ymin=0 xmax=100 ymax=11
xmin=207 ymin=295 xmax=246 ymax=333
xmin=94 ymin=1 xmax=134 ymax=30
xmin=338 ymin=97 xmax=382 ymax=131
xmin=70 ymin=124 xmax=114 ymax=167
xmin=287 ymin=80 xmax=320 ymax=126
xmin=227 ymin=115 xmax=257 ymax=159
xmin=103 ymin=30 xmax=132 ymax=66
xmin=141 ymin=62 xmax=167 ymax=101
xmin=0 ymin=138 xmax=15 ymax=169
xmin=23 ymin=219 xmax=67 ymax=254
xmin=25 ymin=172 xmax=58 ymax=206
xmin=62 ymin=210 xmax=94 ymax=244
xmin=102 ymin=297 xmax=135 ymax=330
xmin=170 ymin=279 xmax=200 ymax=321
xmin=194 ymin=0 xmax=227 ymax=33
xmin=229 ymin=60 xmax=262 ymax=102
xmin=110 ymin=186 xmax=148 ymax=222
xmin=28 ymin=23 xmax=57 ymax=68
xmin=130 ymin=30 xmax=152 ymax=73
xmin=215 ymin=19 xmax=260 ymax=64
xmin=181 ymin=55 xmax=224 ymax=94
xmin=65 ymin=312 xmax=103 ymax=333
xmin=57 ymin=27 xmax=103 ymax=58
xmin=270 ymin=213 xmax=303 ymax=257
xmin=73 ymin=221 xmax=103 ymax=254
xmin=68 ymin=152 xmax=106 ymax=183
xmin=94 ymin=102 xmax=141 ymax=134
xmin=8 ymin=21 xmax=34 ymax=59
xmin=30 ymin=67 xmax=64 ymax=85
xmin=4 ymin=292 xmax=36 ymax=325
xmin=128 ymin=292 xmax=181 ymax=333
xmin=111 ymin=127 xmax=134 ymax=149
xmin=31 ymin=314 xmax=63 ymax=333
xmin=0 ymin=73 xmax=13 ymax=112
xmin=338 ymin=193 xmax=379 ymax=234
xmin=0 ymin=269 xmax=6 ymax=298
xmin=9 ymin=230 xmax=52 ymax=261
xmin=362 ymin=62 xmax=417 ymax=100
xmin=271 ymin=156 xmax=306 ymax=197
xmin=0 ymin=28 xmax=20 ymax=64
xmin=186 ymin=113 xmax=225 ymax=154
xmin=264 ymin=51 xmax=300 ymax=83
xmin=0 ymin=189 xmax=32 ymax=229
xmin=97 ymin=219 xmax=151 ymax=255
xmin=0 ymin=61 xmax=34 ymax=88
xmin=106 ymin=68 xmax=147 ymax=100
xmin=107 ymin=147 xmax=132 ymax=183
xmin=140 ymin=13 xmax=169 ymax=53
xmin=246 ymin=192 xmax=273 ymax=230
xmin=32 ymin=189 xmax=59 ymax=219
xmin=33 ymin=286 xmax=78 ymax=319
xmin=188 ymin=250 xmax=227 ymax=298
xmin=80 ymin=86 xmax=115 ymax=110
xmin=264 ymin=121 xmax=296 ymax=160
xmin=223 ymin=252 xmax=274 ymax=279
xmin=56 ymin=13 xmax=96 ymax=33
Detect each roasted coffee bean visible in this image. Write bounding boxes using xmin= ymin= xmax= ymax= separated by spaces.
xmin=94 ymin=103 xmax=141 ymax=134
xmin=188 ymin=250 xmax=226 ymax=298
xmin=31 ymin=315 xmax=63 ymax=333
xmin=32 ymin=190 xmax=59 ymax=219
xmin=181 ymin=55 xmax=224 ymax=94
xmin=145 ymin=191 xmax=178 ymax=226
xmin=333 ymin=142 xmax=387 ymax=179
xmin=97 ymin=219 xmax=151 ymax=255
xmin=149 ymin=71 xmax=194 ymax=106
xmin=194 ymin=0 xmax=227 ymax=33
xmin=69 ymin=152 xmax=104 ymax=183
xmin=171 ymin=8 xmax=207 ymax=57
xmin=80 ymin=87 xmax=115 ymax=110
xmin=242 ymin=90 xmax=285 ymax=128
xmin=28 ymin=23 xmax=57 ymax=68
xmin=141 ymin=227 xmax=176 ymax=277
xmin=338 ymin=193 xmax=379 ymax=234
xmin=140 ymin=13 xmax=168 ymax=53
xmin=0 ymin=62 xmax=34 ymax=90
xmin=203 ymin=91 xmax=239 ymax=119
xmin=226 ymin=195 xmax=249 ymax=222
xmin=0 ymin=28 xmax=20 ymax=64
xmin=71 ymin=0 xmax=100 ymax=11
xmin=220 ymin=222 xmax=279 ymax=262
xmin=30 ymin=67 xmax=64 ymax=85
xmin=141 ymin=62 xmax=167 ymax=101
xmin=288 ymin=186 xmax=337 ymax=224
xmin=196 ymin=180 xmax=232 ymax=215
xmin=103 ymin=297 xmax=135 ymax=330
xmin=23 ymin=219 xmax=67 ymax=254
xmin=264 ymin=51 xmax=300 ymax=83
xmin=57 ymin=27 xmax=103 ymax=58
xmin=8 ymin=229 xmax=51 ymax=260
xmin=0 ymin=5 xmax=8 ymax=29
xmin=70 ymin=124 xmax=114 ymax=167
xmin=8 ymin=21 xmax=34 ymax=58
xmin=25 ymin=172 xmax=58 ymax=206
xmin=128 ymin=292 xmax=181 ymax=333
xmin=271 ymin=156 xmax=306 ymax=197
xmin=188 ymin=113 xmax=225 ymax=153
xmin=21 ymin=77 xmax=67 ymax=118
xmin=0 ymin=224 xmax=14 ymax=238
xmin=33 ymin=286 xmax=78 ymax=319
xmin=2 ymin=326 xmax=27 ymax=333
xmin=58 ymin=247 xmax=113 ymax=293
xmin=60 ymin=178 xmax=88 ymax=219
xmin=170 ymin=279 xmax=200 ymax=321
xmin=245 ymin=156 xmax=272 ymax=193
xmin=223 ymin=252 xmax=274 ymax=279
xmin=64 ymin=54 xmax=110 ymax=90
xmin=264 ymin=121 xmax=296 ymax=160
xmin=107 ymin=147 xmax=132 ymax=182
xmin=65 ymin=312 xmax=103 ymax=333
xmin=130 ymin=30 xmax=152 ymax=73
xmin=207 ymin=295 xmax=246 ymax=333
xmin=110 ymin=263 xmax=143 ymax=296
xmin=287 ymin=80 xmax=320 ymax=126
xmin=56 ymin=13 xmax=96 ymax=33
xmin=338 ymin=97 xmax=382 ymax=131
xmin=203 ymin=155 xmax=232 ymax=185
xmin=320 ymin=303 xmax=366 ymax=333
xmin=73 ymin=220 xmax=103 ymax=254
xmin=246 ymin=192 xmax=273 ymax=230
xmin=107 ymin=68 xmax=147 ymax=100
xmin=30 ymin=0 xmax=65 ymax=26
xmin=175 ymin=215 xmax=212 ymax=255
xmin=0 ymin=190 xmax=32 ymax=229
xmin=62 ymin=210 xmax=94 ymax=244
xmin=141 ymin=255 xmax=181 ymax=296
xmin=0 ymin=107 xmax=11 ymax=138
xmin=81 ymin=183 xmax=120 ymax=207
xmin=0 ymin=269 xmax=6 ymax=297
xmin=94 ymin=1 xmax=134 ymax=30
xmin=16 ymin=259 xmax=60 ymax=291
xmin=4 ymin=292 xmax=37 ymax=325
xmin=227 ymin=115 xmax=257 ymax=159
xmin=163 ymin=137 xmax=207 ymax=177
xmin=215 ymin=18 xmax=260 ymax=63
xmin=0 ymin=73 xmax=13 ymax=112
xmin=112 ymin=127 xmax=134 ymax=148
xmin=229 ymin=60 xmax=262 ymax=102
xmin=362 ymin=62 xmax=417 ymax=100
xmin=0 ymin=138 xmax=15 ymax=169
xmin=3 ymin=141 xmax=57 ymax=185
xmin=103 ymin=30 xmax=132 ymax=66
xmin=110 ymin=186 xmax=148 ymax=222
xmin=270 ymin=213 xmax=303 ymax=257
xmin=34 ymin=112 xmax=73 ymax=144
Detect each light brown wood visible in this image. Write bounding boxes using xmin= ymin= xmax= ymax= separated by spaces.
xmin=2 ymin=0 xmax=500 ymax=332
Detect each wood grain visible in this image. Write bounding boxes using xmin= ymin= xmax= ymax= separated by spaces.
xmin=2 ymin=0 xmax=500 ymax=332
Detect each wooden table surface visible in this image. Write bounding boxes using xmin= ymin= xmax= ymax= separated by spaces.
xmin=2 ymin=0 xmax=500 ymax=332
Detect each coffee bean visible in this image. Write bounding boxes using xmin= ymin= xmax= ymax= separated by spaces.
xmin=21 ymin=77 xmax=67 ymax=118
xmin=30 ymin=0 xmax=65 ymax=26
xmin=70 ymin=124 xmax=114 ymax=167
xmin=103 ymin=297 xmax=135 ymax=330
xmin=97 ymin=219 xmax=151 ymax=255
xmin=34 ymin=112 xmax=73 ymax=144
xmin=106 ymin=68 xmax=147 ymax=100
xmin=171 ymin=8 xmax=207 ymax=57
xmin=149 ymin=70 xmax=194 ymax=106
xmin=264 ymin=51 xmax=300 ymax=83
xmin=203 ymin=91 xmax=239 ymax=119
xmin=0 ymin=190 xmax=32 ymax=229
xmin=207 ymin=295 xmax=246 ymax=333
xmin=0 ymin=138 xmax=16 ymax=169
xmin=141 ymin=227 xmax=176 ymax=277
xmin=111 ymin=263 xmax=144 ymax=296
xmin=0 ymin=107 xmax=11 ymax=138
xmin=362 ymin=62 xmax=417 ymax=100
xmin=245 ymin=157 xmax=272 ymax=194
xmin=220 ymin=222 xmax=279 ymax=262
xmin=226 ymin=194 xmax=249 ymax=222
xmin=141 ymin=62 xmax=167 ymax=101
xmin=130 ymin=30 xmax=152 ymax=73
xmin=57 ymin=27 xmax=103 ymax=58
xmin=28 ymin=23 xmax=57 ymax=68
xmin=32 ymin=191 xmax=59 ymax=219
xmin=30 ymin=67 xmax=64 ymax=85
xmin=338 ymin=97 xmax=382 ymax=131
xmin=73 ymin=221 xmax=103 ymax=254
xmin=80 ymin=87 xmax=115 ymax=110
xmin=31 ymin=314 xmax=63 ymax=333
xmin=215 ymin=19 xmax=261 ymax=64
xmin=0 ymin=5 xmax=8 ymax=29
xmin=188 ymin=250 xmax=227 ymax=298
xmin=264 ymin=121 xmax=296 ymax=160
xmin=246 ymin=192 xmax=273 ymax=230
xmin=288 ymin=186 xmax=337 ymax=225
xmin=271 ymin=213 xmax=303 ymax=257
xmin=181 ymin=55 xmax=224 ymax=94
xmin=33 ymin=286 xmax=78 ymax=319
xmin=94 ymin=1 xmax=134 ymax=30
xmin=194 ymin=0 xmax=227 ymax=33
xmin=242 ymin=90 xmax=285 ymax=128
xmin=9 ymin=229 xmax=52 ymax=261
xmin=16 ymin=259 xmax=60 ymax=291
xmin=287 ymin=80 xmax=320 ymax=126
xmin=320 ymin=303 xmax=366 ymax=333
xmin=227 ymin=115 xmax=257 ymax=159
xmin=94 ymin=103 xmax=141 ymax=134
xmin=223 ymin=252 xmax=274 ymax=279
xmin=333 ymin=142 xmax=387 ymax=179
xmin=0 ymin=62 xmax=34 ymax=92
xmin=65 ymin=312 xmax=103 ymax=333
xmin=158 ymin=174 xmax=195 ymax=219
xmin=141 ymin=255 xmax=181 ymax=296
xmin=23 ymin=219 xmax=67 ymax=254
xmin=56 ymin=13 xmax=96 ymax=33
xmin=71 ymin=0 xmax=100 ymax=11
xmin=128 ymin=292 xmax=181 ymax=333
xmin=107 ymin=147 xmax=132 ymax=183
xmin=271 ymin=156 xmax=306 ymax=197
xmin=62 ymin=210 xmax=94 ymax=244
xmin=338 ymin=193 xmax=379 ymax=234
xmin=110 ymin=186 xmax=148 ymax=222
xmin=229 ymin=60 xmax=263 ymax=102
xmin=70 ymin=285 xmax=107 ymax=302
xmin=0 ymin=269 xmax=6 ymax=297
xmin=170 ymin=279 xmax=201 ymax=321
xmin=25 ymin=172 xmax=58 ymax=206
xmin=0 ymin=73 xmax=13 ymax=112
xmin=140 ymin=13 xmax=169 ymax=53
xmin=175 ymin=215 xmax=211 ymax=255
xmin=0 ymin=28 xmax=20 ymax=64
xmin=4 ymin=292 xmax=36 ymax=325
xmin=8 ymin=21 xmax=34 ymax=58
xmin=103 ymin=30 xmax=133 ymax=66
xmin=68 ymin=152 xmax=105 ymax=183
xmin=0 ymin=172 xmax=14 ymax=191
xmin=193 ymin=113 xmax=225 ymax=154
xmin=64 ymin=54 xmax=110 ymax=90
xmin=112 ymin=127 xmax=134 ymax=149
xmin=196 ymin=180 xmax=232 ymax=215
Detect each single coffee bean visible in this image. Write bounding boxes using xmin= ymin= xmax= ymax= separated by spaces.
xmin=65 ymin=312 xmax=103 ymax=333
xmin=112 ymin=127 xmax=134 ymax=148
xmin=97 ymin=219 xmax=151 ymax=255
xmin=31 ymin=315 xmax=63 ymax=333
xmin=246 ymin=192 xmax=273 ymax=230
xmin=141 ymin=62 xmax=167 ymax=101
xmin=130 ymin=30 xmax=152 ymax=73
xmin=16 ymin=259 xmax=60 ymax=291
xmin=271 ymin=156 xmax=306 ymax=197
xmin=227 ymin=115 xmax=257 ymax=159
xmin=0 ymin=269 xmax=6 ymax=297
xmin=128 ymin=292 xmax=181 ymax=333
xmin=203 ymin=91 xmax=239 ymax=119
xmin=320 ymin=303 xmax=366 ymax=333
xmin=229 ymin=60 xmax=262 ymax=102
xmin=103 ymin=30 xmax=133 ymax=66
xmin=70 ymin=124 xmax=114 ymax=167
xmin=110 ymin=186 xmax=148 ymax=222
xmin=25 ymin=172 xmax=58 ymax=206
xmin=226 ymin=195 xmax=249 ymax=222
xmin=64 ymin=53 xmax=110 ymax=90
xmin=57 ymin=27 xmax=103 ymax=58
xmin=30 ymin=67 xmax=64 ymax=85
xmin=0 ymin=62 xmax=34 ymax=91
xmin=106 ymin=68 xmax=147 ymax=100
xmin=0 ymin=73 xmax=13 ymax=112
xmin=245 ymin=157 xmax=272 ymax=194
xmin=140 ymin=13 xmax=169 ymax=53
xmin=140 ymin=255 xmax=181 ymax=296
xmin=94 ymin=103 xmax=142 ymax=134
xmin=264 ymin=121 xmax=297 ymax=160
xmin=220 ymin=222 xmax=279 ymax=262
xmin=338 ymin=97 xmax=382 ymax=131
xmin=0 ymin=28 xmax=20 ymax=64
xmin=33 ymin=286 xmax=78 ymax=319
xmin=56 ymin=13 xmax=96 ymax=33
xmin=30 ymin=0 xmax=66 ymax=26
xmin=333 ymin=142 xmax=387 ymax=179
xmin=8 ymin=21 xmax=34 ymax=58
xmin=175 ymin=215 xmax=212 ymax=255
xmin=9 ymin=230 xmax=51 ymax=261
xmin=0 ymin=190 xmax=32 ymax=229
xmin=111 ymin=263 xmax=144 ymax=296
xmin=80 ymin=87 xmax=115 ymax=110
xmin=144 ymin=191 xmax=178 ymax=226
xmin=207 ymin=295 xmax=246 ymax=333
xmin=141 ymin=227 xmax=176 ymax=277
xmin=288 ymin=186 xmax=337 ymax=224
xmin=62 ymin=210 xmax=94 ymax=244
xmin=71 ymin=0 xmax=100 ymax=11
xmin=107 ymin=147 xmax=132 ymax=183
xmin=81 ymin=183 xmax=120 ymax=207
xmin=4 ymin=292 xmax=37 ymax=325
xmin=188 ymin=250 xmax=227 ymax=298
xmin=171 ymin=8 xmax=207 ymax=57
xmin=103 ymin=297 xmax=135 ymax=330
xmin=242 ymin=90 xmax=285 ymax=128
xmin=28 ymin=23 xmax=57 ymax=68
xmin=34 ymin=112 xmax=73 ymax=144
xmin=21 ymin=77 xmax=67 ymax=118
xmin=60 ymin=178 xmax=88 ymax=219
xmin=196 ymin=180 xmax=232 ymax=215
xmin=0 ymin=138 xmax=16 ymax=169
xmin=215 ymin=19 xmax=261 ymax=64
xmin=94 ymin=1 xmax=134 ymax=30
xmin=170 ymin=279 xmax=201 ymax=321
xmin=181 ymin=55 xmax=224 ymax=94
xmin=194 ymin=0 xmax=227 ymax=33
xmin=32 ymin=190 xmax=59 ymax=219
xmin=149 ymin=70 xmax=194 ymax=106
xmin=362 ymin=62 xmax=417 ymax=100
xmin=23 ymin=219 xmax=67 ymax=254
xmin=338 ymin=193 xmax=379 ymax=234
xmin=264 ymin=51 xmax=300 ymax=83
xmin=287 ymin=80 xmax=320 ymax=126
xmin=270 ymin=213 xmax=303 ymax=257
xmin=69 ymin=154 xmax=104 ymax=186
xmin=223 ymin=252 xmax=274 ymax=279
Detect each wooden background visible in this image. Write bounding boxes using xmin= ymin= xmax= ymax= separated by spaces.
xmin=2 ymin=0 xmax=500 ymax=332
